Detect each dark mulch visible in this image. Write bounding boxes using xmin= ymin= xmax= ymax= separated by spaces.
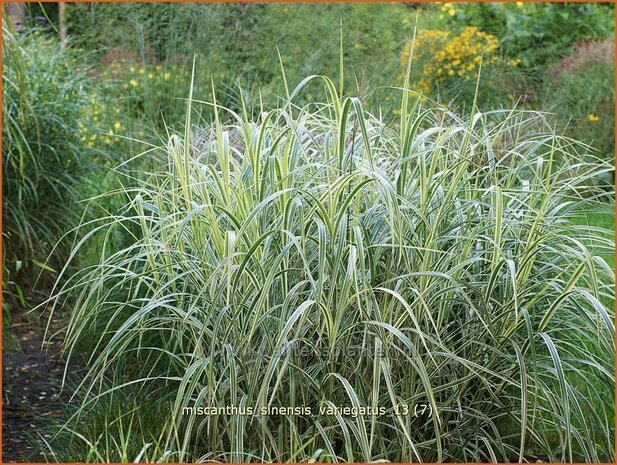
xmin=2 ymin=301 xmax=75 ymax=463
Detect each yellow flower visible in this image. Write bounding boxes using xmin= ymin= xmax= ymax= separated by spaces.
xmin=401 ymin=27 xmax=501 ymax=94
xmin=114 ymin=122 xmax=122 ymax=130
xmin=148 ymin=73 xmax=154 ymax=79
xmin=130 ymin=79 xmax=139 ymax=87
xmin=163 ymin=72 xmax=171 ymax=80
xmin=588 ymin=113 xmax=600 ymax=122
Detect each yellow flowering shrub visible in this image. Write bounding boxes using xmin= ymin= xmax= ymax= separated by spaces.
xmin=77 ymin=95 xmax=125 ymax=147
xmin=401 ymin=26 xmax=503 ymax=94
xmin=438 ymin=2 xmax=458 ymax=20
xmin=101 ymin=59 xmax=203 ymax=127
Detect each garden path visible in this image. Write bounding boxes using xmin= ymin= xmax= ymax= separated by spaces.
xmin=2 ymin=300 xmax=77 ymax=462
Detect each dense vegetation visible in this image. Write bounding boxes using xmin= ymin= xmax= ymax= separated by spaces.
xmin=2 ymin=3 xmax=614 ymax=463
xmin=2 ymin=27 xmax=109 ymax=309
xmin=50 ymin=80 xmax=615 ymax=462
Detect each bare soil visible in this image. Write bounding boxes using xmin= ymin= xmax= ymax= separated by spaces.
xmin=2 ymin=300 xmax=76 ymax=462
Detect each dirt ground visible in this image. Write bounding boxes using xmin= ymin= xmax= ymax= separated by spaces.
xmin=2 ymin=301 xmax=73 ymax=462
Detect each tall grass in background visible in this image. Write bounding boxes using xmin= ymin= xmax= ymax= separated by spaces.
xmin=2 ymin=25 xmax=91 ymax=306
xmin=65 ymin=2 xmax=413 ymax=126
xmin=59 ymin=2 xmax=616 ymax=163
xmin=48 ymin=72 xmax=615 ymax=462
xmin=1 ymin=23 xmax=130 ymax=315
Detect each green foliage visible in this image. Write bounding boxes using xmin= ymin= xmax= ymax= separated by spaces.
xmin=1 ymin=25 xmax=123 ymax=306
xmin=3 ymin=4 xmax=613 ymax=462
xmin=568 ymin=203 xmax=615 ymax=271
xmin=250 ymin=4 xmax=411 ymax=93
xmin=66 ymin=2 xmax=414 ymax=125
xmin=406 ymin=4 xmax=615 ymax=153
xmin=42 ymin=383 xmax=174 ymax=463
xmin=546 ymin=39 xmax=615 ymax=165
xmin=101 ymin=61 xmax=190 ymax=129
xmin=2 ymin=28 xmax=85 ymax=284
xmin=49 ymin=79 xmax=614 ymax=462
xmin=440 ymin=2 xmax=614 ymax=68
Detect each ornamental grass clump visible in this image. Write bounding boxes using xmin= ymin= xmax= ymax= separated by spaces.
xmin=50 ymin=75 xmax=614 ymax=462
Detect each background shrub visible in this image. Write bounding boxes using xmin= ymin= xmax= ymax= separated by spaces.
xmin=547 ymin=37 xmax=615 ymax=165
xmin=399 ymin=25 xmax=528 ymax=110
xmin=403 ymin=3 xmax=615 ymax=161
xmin=441 ymin=2 xmax=614 ymax=68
